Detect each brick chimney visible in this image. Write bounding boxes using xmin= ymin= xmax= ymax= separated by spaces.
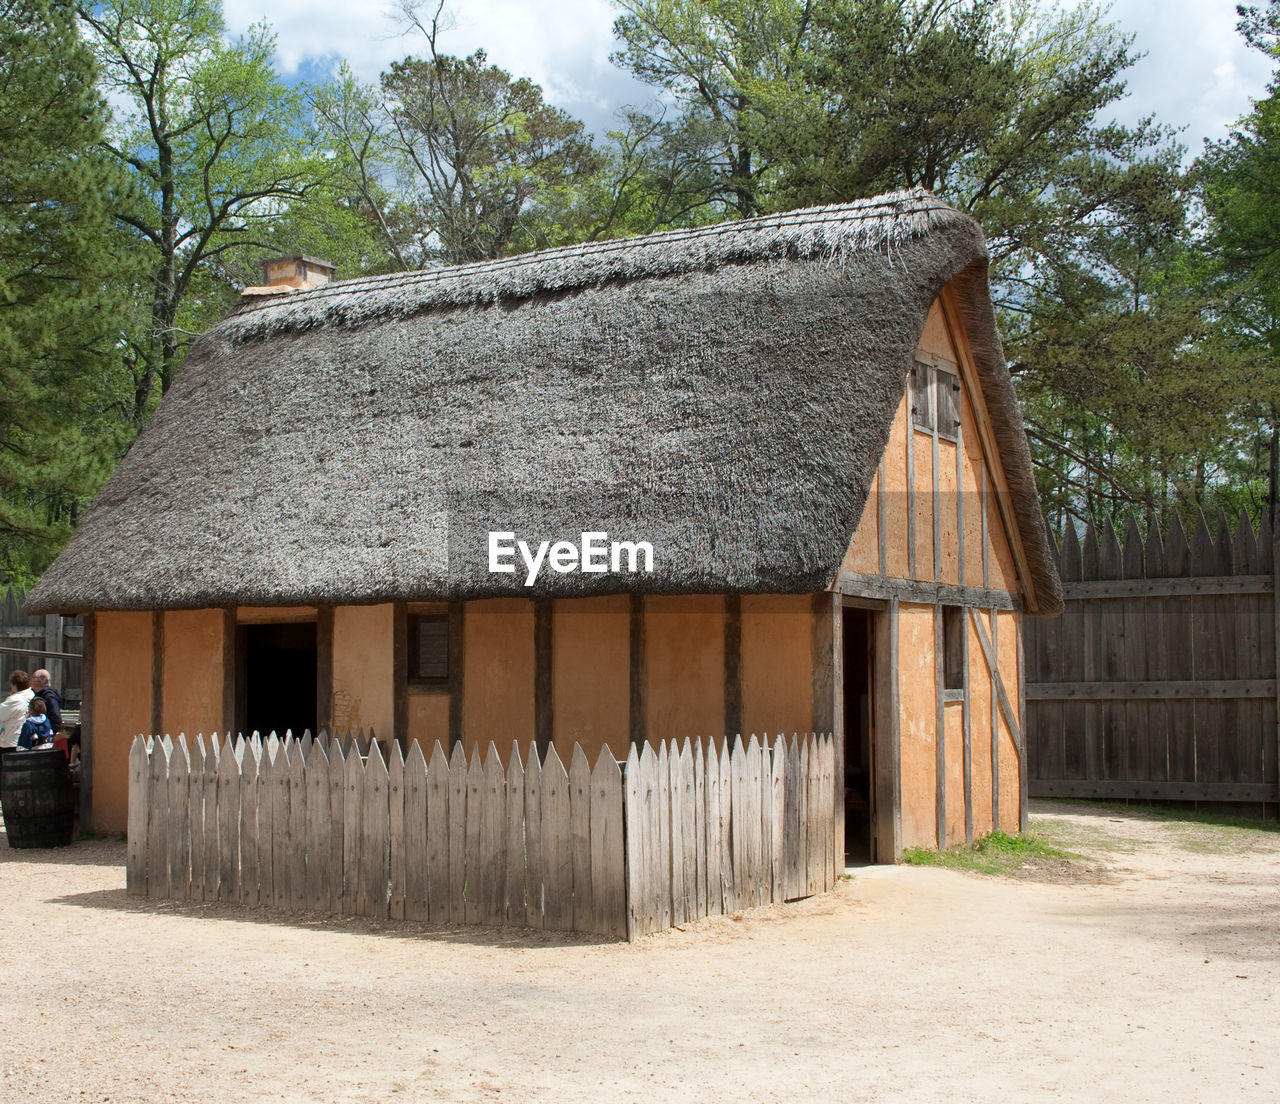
xmin=239 ymin=255 xmax=337 ymax=305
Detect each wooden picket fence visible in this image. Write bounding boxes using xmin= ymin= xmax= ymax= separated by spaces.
xmin=126 ymin=730 xmax=836 ymax=940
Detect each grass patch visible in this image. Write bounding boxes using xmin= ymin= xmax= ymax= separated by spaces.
xmin=902 ymin=831 xmax=1078 ymax=877
xmin=75 ymin=827 xmax=123 ymax=842
xmin=1035 ymin=797 xmax=1280 ymax=835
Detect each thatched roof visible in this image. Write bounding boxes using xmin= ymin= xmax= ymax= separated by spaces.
xmin=27 ymin=189 xmax=1062 ymax=616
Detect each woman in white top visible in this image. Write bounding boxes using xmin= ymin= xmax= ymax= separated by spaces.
xmin=0 ymin=669 xmax=35 ymax=749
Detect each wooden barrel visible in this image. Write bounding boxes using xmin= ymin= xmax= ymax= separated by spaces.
xmin=1 ymin=749 xmax=75 ymax=849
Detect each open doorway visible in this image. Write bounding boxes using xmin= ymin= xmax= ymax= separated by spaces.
xmin=842 ymin=607 xmax=874 ymax=864
xmin=238 ymin=622 xmax=318 ymax=738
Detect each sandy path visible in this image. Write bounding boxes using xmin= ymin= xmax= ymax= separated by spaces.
xmin=2 ymin=802 xmax=1278 ymax=1102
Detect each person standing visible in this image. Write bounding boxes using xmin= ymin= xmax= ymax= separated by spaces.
xmin=0 ymin=670 xmax=34 ymax=749
xmin=30 ymin=668 xmax=62 ymax=734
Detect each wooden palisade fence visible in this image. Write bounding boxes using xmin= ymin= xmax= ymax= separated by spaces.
xmin=0 ymin=589 xmax=82 ymax=706
xmin=127 ymin=730 xmax=837 ymax=940
xmin=1025 ymin=510 xmax=1279 ymax=808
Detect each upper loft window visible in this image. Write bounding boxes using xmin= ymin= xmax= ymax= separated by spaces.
xmin=911 ymin=358 xmax=961 ymax=441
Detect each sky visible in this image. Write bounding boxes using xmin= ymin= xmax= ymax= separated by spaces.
xmin=221 ymin=0 xmax=1275 ymax=157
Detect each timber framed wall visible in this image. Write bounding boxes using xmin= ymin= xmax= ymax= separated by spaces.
xmin=1027 ymin=513 xmax=1280 ymax=810
xmin=836 ymin=295 xmax=1030 ymax=855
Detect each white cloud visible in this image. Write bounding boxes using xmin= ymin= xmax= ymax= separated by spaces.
xmin=220 ymin=0 xmax=1275 ymax=150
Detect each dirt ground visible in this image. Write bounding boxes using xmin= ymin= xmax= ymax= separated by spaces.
xmin=2 ymin=800 xmax=1278 ymax=1103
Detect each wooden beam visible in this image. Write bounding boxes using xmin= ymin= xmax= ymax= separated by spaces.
xmin=448 ymin=601 xmax=464 ymax=749
xmin=962 ymin=618 xmax=972 ymax=845
xmin=1016 ymin=613 xmax=1028 ymax=833
xmin=1062 ymin=575 xmax=1273 ymax=599
xmin=315 ymin=606 xmax=333 ymax=737
xmin=907 ymin=408 xmax=917 ymax=582
xmin=724 ymin=594 xmax=741 ymax=740
xmin=934 ymin=602 xmax=946 ymax=849
xmin=877 ymin=459 xmax=887 ymax=577
xmin=1026 ymin=679 xmax=1277 ymax=701
xmin=1032 ymin=779 xmax=1280 ymax=802
xmin=813 ymin=591 xmax=841 ymax=863
xmin=393 ymin=601 xmax=408 ymax=751
xmin=956 ymin=409 xmax=966 ymax=589
xmin=223 ymin=608 xmax=238 ymax=736
xmin=968 ymin=607 xmax=1022 ymax=752
xmin=873 ymin=599 xmax=902 ymax=861
xmin=629 ymin=594 xmax=646 ymax=747
xmin=534 ymin=598 xmax=553 ymax=756
xmin=151 ymin=610 xmax=163 ymax=738
xmin=932 ymin=408 xmax=942 ymax=585
xmin=938 ymin=284 xmax=1039 ymax=613
xmin=989 ymin=608 xmax=999 ymax=831
xmin=80 ymin=613 xmax=96 ymax=829
xmin=835 ymin=571 xmax=1018 ymax=611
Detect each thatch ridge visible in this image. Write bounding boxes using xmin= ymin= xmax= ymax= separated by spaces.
xmin=224 ymin=189 xmax=961 ymax=339
xmin=27 ymin=189 xmax=1062 ymax=617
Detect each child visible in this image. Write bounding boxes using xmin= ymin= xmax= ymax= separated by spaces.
xmin=17 ymin=698 xmax=53 ymax=750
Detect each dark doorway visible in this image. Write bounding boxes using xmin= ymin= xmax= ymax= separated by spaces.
xmin=239 ymin=622 xmax=318 ymax=738
xmin=842 ymin=608 xmax=874 ymax=864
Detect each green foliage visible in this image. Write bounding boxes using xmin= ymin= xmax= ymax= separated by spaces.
xmin=0 ymin=0 xmax=140 ymax=585
xmin=81 ymin=0 xmax=323 ymax=415
xmin=902 ymin=830 xmax=1077 ymax=876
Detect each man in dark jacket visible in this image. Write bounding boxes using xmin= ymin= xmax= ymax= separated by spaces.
xmin=31 ymin=669 xmax=62 ymax=733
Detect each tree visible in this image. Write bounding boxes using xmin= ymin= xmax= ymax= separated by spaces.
xmin=376 ymin=1 xmax=601 ymax=265
xmin=611 ymin=0 xmax=815 ymax=218
xmin=1198 ymin=2 xmax=1280 ymax=517
xmin=79 ymin=0 xmax=322 ymax=419
xmin=0 ymin=0 xmax=140 ymax=584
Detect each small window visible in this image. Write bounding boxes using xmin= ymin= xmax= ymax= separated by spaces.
xmin=408 ymin=614 xmax=449 ymax=685
xmin=936 ymin=368 xmax=961 ymax=441
xmin=942 ymin=606 xmax=965 ymax=692
xmin=911 ymin=360 xmax=934 ymax=432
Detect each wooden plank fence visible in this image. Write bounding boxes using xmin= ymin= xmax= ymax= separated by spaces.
xmin=127 ymin=730 xmax=836 ymax=940
xmin=1025 ymin=510 xmax=1279 ymax=807
xmin=0 ymin=588 xmax=82 ymax=706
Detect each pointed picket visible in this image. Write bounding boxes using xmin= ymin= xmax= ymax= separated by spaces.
xmin=667 ymin=740 xmax=685 ymax=926
xmin=126 ymin=736 xmax=149 ymax=896
xmin=1166 ymin=513 xmax=1190 ymax=577
xmin=146 ymin=737 xmax=169 ymax=899
xmin=452 ymin=743 xmax=472 ymax=923
xmin=717 ymin=736 xmax=733 ymax=912
xmin=1122 ymin=515 xmax=1144 ymax=578
xmin=704 ymin=739 xmax=722 ymax=917
xmin=306 ymin=738 xmax=331 ymax=913
xmin=342 ymin=739 xmax=363 ymax=915
xmin=166 ymin=740 xmax=191 ymax=899
xmin=1235 ymin=507 xmax=1259 ymax=574
xmin=770 ymin=735 xmax=786 ymax=902
xmin=238 ymin=744 xmax=260 ymax=907
xmin=1216 ymin=507 xmax=1235 ymax=574
xmin=1060 ymin=524 xmax=1083 ymax=583
xmin=388 ymin=741 xmax=406 ymax=921
xmin=692 ymin=739 xmax=706 ymax=921
xmin=270 ymin=738 xmax=291 ymax=909
xmin=403 ymin=741 xmax=429 ymax=922
xmin=524 ymin=743 xmax=545 ymax=929
xmin=639 ymin=741 xmax=662 ymax=935
xmin=1144 ymin=518 xmax=1165 ymax=578
xmin=1081 ymin=523 xmax=1099 ymax=581
xmin=1099 ymin=517 xmax=1122 ymax=581
xmin=427 ymin=741 xmax=451 ymax=924
xmin=590 ymin=748 xmax=625 ymax=939
xmin=1191 ymin=510 xmax=1216 ymax=576
xmin=679 ymin=739 xmax=696 ymax=924
xmin=214 ymin=741 xmax=241 ymax=903
xmin=569 ymin=744 xmax=594 ymax=933
xmin=287 ymin=739 xmax=308 ymax=910
xmin=326 ymin=738 xmax=346 ymax=914
xmin=623 ymin=744 xmax=643 ymax=939
xmin=541 ymin=745 xmax=572 ymax=932
xmin=361 ymin=739 xmax=390 ymax=919
xmin=504 ymin=742 xmax=526 ymax=926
